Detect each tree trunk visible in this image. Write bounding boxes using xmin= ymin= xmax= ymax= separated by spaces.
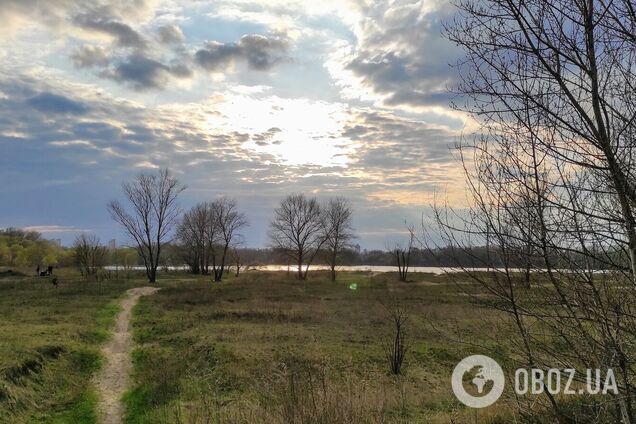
xmin=298 ymin=259 xmax=304 ymax=280
xmin=149 ymin=267 xmax=156 ymax=283
xmin=330 ymin=249 xmax=337 ymax=281
xmin=217 ymin=244 xmax=229 ymax=282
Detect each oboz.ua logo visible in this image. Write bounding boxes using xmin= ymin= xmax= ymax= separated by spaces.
xmin=451 ymin=355 xmax=505 ymax=408
xmin=452 ymin=355 xmax=619 ymax=408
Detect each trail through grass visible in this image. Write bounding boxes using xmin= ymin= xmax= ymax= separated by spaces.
xmin=0 ymin=270 xmax=138 ymax=423
xmin=94 ymin=287 xmax=159 ymax=424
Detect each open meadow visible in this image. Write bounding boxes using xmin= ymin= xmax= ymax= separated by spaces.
xmin=0 ymin=268 xmax=541 ymax=424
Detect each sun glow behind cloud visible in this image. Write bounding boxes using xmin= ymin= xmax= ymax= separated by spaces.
xmin=205 ymin=93 xmax=355 ymax=166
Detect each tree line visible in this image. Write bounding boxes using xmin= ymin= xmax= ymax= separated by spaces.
xmin=102 ymin=169 xmax=356 ymax=283
xmin=0 ymin=228 xmax=71 ymax=268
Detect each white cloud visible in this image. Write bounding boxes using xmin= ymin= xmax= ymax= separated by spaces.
xmin=22 ymin=225 xmax=87 ymax=233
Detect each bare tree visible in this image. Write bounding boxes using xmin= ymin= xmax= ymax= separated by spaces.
xmin=440 ymin=0 xmax=636 ymax=421
xmin=177 ymin=198 xmax=246 ymax=281
xmin=73 ymin=233 xmax=106 ymax=276
xmin=177 ymin=202 xmax=218 ymax=275
xmin=323 ymin=197 xmax=355 ymax=281
xmin=212 ymin=197 xmax=247 ymax=282
xmin=269 ymin=194 xmax=327 ymax=280
xmin=389 ymin=226 xmax=415 ymax=282
xmin=230 ymin=247 xmax=241 ymax=277
xmin=108 ymin=168 xmax=185 ymax=283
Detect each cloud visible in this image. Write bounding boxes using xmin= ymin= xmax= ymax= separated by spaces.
xmin=195 ymin=34 xmax=290 ymax=71
xmin=73 ymin=13 xmax=146 ymax=48
xmin=22 ymin=225 xmax=87 ymax=233
xmin=26 ymin=92 xmax=89 ymax=115
xmin=0 ymin=0 xmax=160 ymax=39
xmin=335 ymin=109 xmax=463 ymax=205
xmin=71 ymin=45 xmax=110 ymax=68
xmin=329 ymin=1 xmax=460 ymax=109
xmin=134 ymin=160 xmax=160 ymax=169
xmin=251 ymin=127 xmax=282 ymax=146
xmin=157 ymin=24 xmax=185 ymax=44
xmin=100 ymin=54 xmax=192 ymax=90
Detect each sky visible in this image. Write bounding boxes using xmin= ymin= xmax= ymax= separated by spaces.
xmin=0 ymin=0 xmax=471 ymax=249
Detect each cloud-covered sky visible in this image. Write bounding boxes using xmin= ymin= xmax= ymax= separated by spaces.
xmin=0 ymin=0 xmax=469 ymax=249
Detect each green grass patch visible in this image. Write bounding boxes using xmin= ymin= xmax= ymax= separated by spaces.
xmin=0 ymin=271 xmax=138 ymax=423
xmin=42 ymin=390 xmax=98 ymax=424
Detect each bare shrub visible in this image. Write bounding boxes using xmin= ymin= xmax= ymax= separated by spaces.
xmin=383 ymin=304 xmax=409 ymax=375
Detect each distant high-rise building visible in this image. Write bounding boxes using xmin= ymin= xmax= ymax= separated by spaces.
xmin=108 ymin=239 xmax=117 ymax=250
xmin=50 ymin=238 xmax=62 ymax=247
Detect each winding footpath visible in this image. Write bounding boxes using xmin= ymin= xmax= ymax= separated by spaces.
xmin=94 ymin=287 xmax=159 ymax=424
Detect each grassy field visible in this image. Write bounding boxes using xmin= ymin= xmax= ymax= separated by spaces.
xmin=0 ymin=268 xmax=541 ymax=423
xmin=125 ymin=271 xmax=520 ymax=424
xmin=0 ymin=268 xmax=142 ymax=423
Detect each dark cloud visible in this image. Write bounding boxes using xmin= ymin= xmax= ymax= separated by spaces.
xmin=100 ymin=54 xmax=192 ymax=90
xmin=26 ymin=92 xmax=89 ymax=115
xmin=342 ymin=2 xmax=460 ymax=108
xmin=157 ymin=24 xmax=185 ymax=44
xmin=70 ymin=45 xmax=110 ymax=68
xmin=346 ymin=50 xmax=455 ymax=107
xmin=341 ymin=111 xmax=457 ymax=176
xmin=195 ymin=34 xmax=289 ymax=71
xmin=251 ymin=127 xmax=281 ymax=146
xmin=74 ymin=13 xmax=146 ymax=48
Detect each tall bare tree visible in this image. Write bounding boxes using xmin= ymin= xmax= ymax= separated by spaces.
xmin=212 ymin=197 xmax=247 ymax=282
xmin=323 ymin=197 xmax=355 ymax=281
xmin=108 ymin=168 xmax=185 ymax=283
xmin=177 ymin=202 xmax=213 ymax=274
xmin=269 ymin=194 xmax=327 ymax=280
xmin=73 ymin=233 xmax=106 ymax=276
xmin=441 ymin=0 xmax=636 ymax=421
xmin=177 ymin=198 xmax=246 ymax=281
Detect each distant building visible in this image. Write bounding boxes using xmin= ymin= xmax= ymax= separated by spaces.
xmin=50 ymin=238 xmax=62 ymax=247
xmin=108 ymin=239 xmax=117 ymax=250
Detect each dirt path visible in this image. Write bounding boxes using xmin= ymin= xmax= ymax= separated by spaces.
xmin=94 ymin=286 xmax=159 ymax=424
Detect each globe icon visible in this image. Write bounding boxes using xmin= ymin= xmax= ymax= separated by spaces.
xmin=465 ymin=365 xmax=495 ymax=395
xmin=452 ymin=355 xmax=505 ymax=408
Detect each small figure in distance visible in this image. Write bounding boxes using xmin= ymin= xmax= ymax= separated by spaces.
xmin=51 ymin=277 xmax=58 ymax=288
xmin=47 ymin=265 xmax=53 ymax=275
xmin=36 ymin=265 xmax=40 ymax=276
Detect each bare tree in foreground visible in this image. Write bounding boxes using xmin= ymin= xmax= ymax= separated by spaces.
xmin=323 ymin=197 xmax=354 ymax=281
xmin=108 ymin=168 xmax=185 ymax=283
xmin=441 ymin=0 xmax=636 ymax=421
xmin=269 ymin=194 xmax=327 ymax=280
xmin=73 ymin=233 xmax=106 ymax=276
